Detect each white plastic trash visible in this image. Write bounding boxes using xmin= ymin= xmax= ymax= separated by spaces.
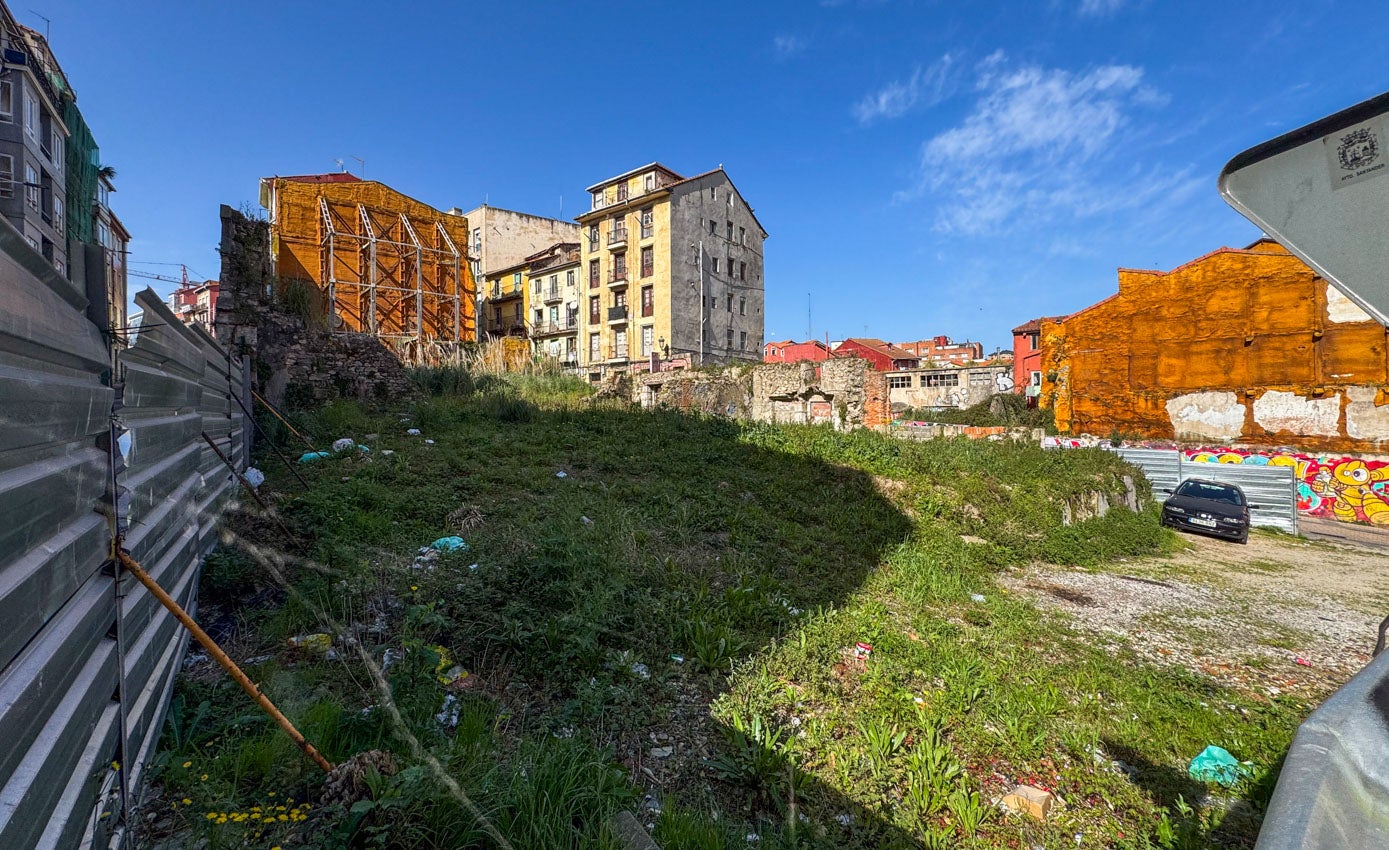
xmin=332 ymin=437 xmax=355 ymax=452
xmin=406 ymin=428 xmax=421 ymax=436
xmin=243 ymin=467 xmax=265 ymax=489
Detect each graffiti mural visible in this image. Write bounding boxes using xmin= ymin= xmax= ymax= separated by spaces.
xmin=1185 ymin=448 xmax=1389 ymax=525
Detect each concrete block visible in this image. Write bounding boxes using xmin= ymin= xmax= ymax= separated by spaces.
xmin=610 ymin=810 xmax=661 ymax=850
xmin=1000 ymin=784 xmax=1054 ymax=821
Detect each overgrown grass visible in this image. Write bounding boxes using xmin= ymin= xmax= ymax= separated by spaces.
xmin=147 ymin=372 xmax=1308 ymax=849
xmin=901 ymin=393 xmax=1055 ymax=431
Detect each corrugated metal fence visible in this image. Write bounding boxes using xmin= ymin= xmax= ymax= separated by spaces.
xmin=0 ymin=220 xmax=246 ymax=848
xmin=1116 ymin=448 xmax=1299 ymax=534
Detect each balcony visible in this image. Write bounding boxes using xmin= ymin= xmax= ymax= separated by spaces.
xmin=607 ymin=226 xmax=628 ymax=248
xmin=533 ymin=318 xmax=577 ymax=337
xmin=488 ymin=285 xmax=523 ymax=300
xmin=542 ymin=286 xmax=562 ymax=303
xmin=607 ymin=305 xmax=629 ymax=323
xmin=609 ymin=345 xmax=630 ymax=361
xmin=486 ymin=319 xmax=528 ymax=337
xmin=608 ymin=268 xmax=628 ymax=287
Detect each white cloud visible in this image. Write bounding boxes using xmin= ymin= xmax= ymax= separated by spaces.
xmin=911 ymin=58 xmax=1179 ymax=235
xmin=773 ymin=34 xmax=807 ymax=59
xmin=1078 ymin=0 xmax=1125 ymax=16
xmin=853 ymin=54 xmax=956 ymax=125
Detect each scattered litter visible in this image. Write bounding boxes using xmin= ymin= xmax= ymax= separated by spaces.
xmin=382 ymin=648 xmax=401 ymax=670
xmin=366 ymin=615 xmax=388 ymax=636
xmin=670 ymin=654 xmax=685 ymax=665
xmin=650 ymin=746 xmax=674 ymax=759
xmin=642 ymin=795 xmax=662 ymax=813
xmin=555 ymin=470 xmax=568 ymax=478
xmin=341 ymin=476 xmax=351 ymax=482
xmin=1187 ymin=745 xmax=1248 ymax=787
xmin=243 ymin=467 xmax=265 ymax=489
xmin=970 ymin=593 xmax=987 ymax=603
xmin=332 ymin=438 xmax=356 ymax=453
xmin=1294 ymin=656 xmax=1313 ymax=667
xmin=242 ymin=654 xmax=272 ymax=666
xmin=364 ymin=433 xmax=379 ymax=441
xmin=357 ymin=444 xmax=371 ymax=453
xmin=182 ymin=652 xmax=209 ymax=668
xmin=745 ymin=834 xmax=760 ymax=843
xmin=381 ymin=450 xmax=395 ymax=457
xmin=287 ymin=633 xmax=332 ymax=655
xmin=467 ymin=563 xmax=479 ymax=571
xmin=913 ymin=696 xmax=925 ymax=707
xmin=424 ymin=439 xmax=435 ymax=445
xmin=297 ymin=451 xmax=331 ymax=463
xmin=835 ymin=814 xmax=852 ymax=827
xmin=854 ymin=642 xmax=872 ymax=659
xmin=430 ymin=536 xmax=468 ymax=552
xmin=630 ymin=662 xmax=650 ymax=680
xmin=435 ymin=694 xmax=461 ymax=727
xmin=406 ymin=428 xmax=421 ymax=436
xmin=581 ymin=515 xmax=594 ymax=526
xmin=325 ymin=648 xmax=341 ymax=661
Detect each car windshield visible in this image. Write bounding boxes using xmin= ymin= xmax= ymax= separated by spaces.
xmin=1176 ymin=481 xmax=1244 ymax=506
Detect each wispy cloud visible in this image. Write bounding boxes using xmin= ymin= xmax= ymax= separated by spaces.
xmin=853 ymin=54 xmax=956 ymax=125
xmin=1077 ymin=0 xmax=1125 ymax=16
xmin=908 ymin=56 xmax=1181 ymax=234
xmin=773 ymin=34 xmax=807 ymax=59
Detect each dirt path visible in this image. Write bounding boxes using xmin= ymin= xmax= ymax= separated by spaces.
xmin=1003 ymin=530 xmax=1389 ymax=700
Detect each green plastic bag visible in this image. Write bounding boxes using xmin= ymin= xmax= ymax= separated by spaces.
xmin=1188 ymin=745 xmax=1247 ymax=786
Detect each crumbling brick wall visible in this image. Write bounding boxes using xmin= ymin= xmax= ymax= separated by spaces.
xmin=215 ymin=205 xmax=415 ymax=406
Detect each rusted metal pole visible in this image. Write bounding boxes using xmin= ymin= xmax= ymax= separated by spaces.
xmin=201 ymin=432 xmax=293 ymax=537
xmin=115 ymin=548 xmax=335 ymax=773
xmin=251 ymin=390 xmax=321 ymax=455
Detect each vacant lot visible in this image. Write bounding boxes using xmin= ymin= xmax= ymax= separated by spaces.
xmin=142 ymin=374 xmax=1341 ymax=849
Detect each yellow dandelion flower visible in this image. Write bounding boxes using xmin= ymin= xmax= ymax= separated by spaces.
xmin=275 ymin=805 xmax=285 ymax=811
xmin=182 ymin=761 xmax=192 ymax=769
xmin=200 ymin=774 xmax=208 ymax=781
xmin=110 ymin=761 xmax=120 ymax=770
xmin=205 ymin=813 xmax=217 ymax=821
xmin=278 ymin=813 xmax=289 ymax=821
xmin=268 ymin=791 xmax=276 ymax=797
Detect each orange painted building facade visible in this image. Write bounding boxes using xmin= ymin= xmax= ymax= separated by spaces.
xmin=1043 ymin=240 xmax=1389 ymax=454
xmin=261 ymin=174 xmax=475 ymax=342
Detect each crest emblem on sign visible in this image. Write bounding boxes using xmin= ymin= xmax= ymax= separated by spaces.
xmin=1338 ymin=127 xmax=1379 ymax=171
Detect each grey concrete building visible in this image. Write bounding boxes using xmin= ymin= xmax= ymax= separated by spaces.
xmin=455 ymin=203 xmax=579 ymax=322
xmin=0 ymin=16 xmax=70 ymax=275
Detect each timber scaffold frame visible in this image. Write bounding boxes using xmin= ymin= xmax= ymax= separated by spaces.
xmin=317 ymin=197 xmax=463 ymax=342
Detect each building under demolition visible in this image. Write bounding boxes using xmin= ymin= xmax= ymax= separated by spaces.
xmin=260 ymin=174 xmax=474 ymax=343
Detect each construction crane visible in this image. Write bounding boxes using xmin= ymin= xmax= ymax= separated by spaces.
xmin=128 ymin=263 xmax=192 ymax=287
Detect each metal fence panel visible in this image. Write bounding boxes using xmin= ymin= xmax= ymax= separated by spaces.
xmin=1117 ymin=448 xmax=1299 ymax=534
xmin=0 ymin=221 xmax=248 ymax=849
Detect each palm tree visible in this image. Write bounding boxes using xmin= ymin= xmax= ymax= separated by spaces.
xmin=97 ymin=165 xmax=116 ymax=181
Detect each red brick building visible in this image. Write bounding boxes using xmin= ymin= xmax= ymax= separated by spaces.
xmin=895 ymin=335 xmax=984 ymax=365
xmin=833 ymin=338 xmax=922 ymax=371
xmin=1012 ymin=316 xmax=1068 ymax=398
xmin=763 ymin=339 xmax=834 ymax=363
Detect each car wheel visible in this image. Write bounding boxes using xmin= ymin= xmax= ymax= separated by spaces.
xmin=1237 ymin=531 xmax=1248 ymax=545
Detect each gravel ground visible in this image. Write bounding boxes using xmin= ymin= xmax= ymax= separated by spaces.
xmin=1002 ymin=530 xmax=1389 ymax=700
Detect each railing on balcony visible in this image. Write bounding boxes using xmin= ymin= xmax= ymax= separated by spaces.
xmin=607 ymin=305 xmax=628 ymax=322
xmin=609 ymin=268 xmax=628 ymax=285
xmin=640 ymin=223 xmax=653 ymax=239
xmin=608 ymin=226 xmax=628 ymax=246
xmin=486 ymin=319 xmax=528 ymax=336
xmin=609 ymin=344 xmax=630 ymax=360
xmin=533 ymin=318 xmax=577 ymax=336
xmin=543 ymin=285 xmax=561 ymax=302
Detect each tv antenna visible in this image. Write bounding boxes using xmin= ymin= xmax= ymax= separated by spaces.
xmin=28 ymin=10 xmax=49 ymax=41
xmin=350 ymin=156 xmax=365 ymax=178
xmin=333 ymin=158 xmax=345 ymax=173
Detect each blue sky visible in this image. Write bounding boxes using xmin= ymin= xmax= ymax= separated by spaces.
xmin=36 ymin=0 xmax=1388 ymax=351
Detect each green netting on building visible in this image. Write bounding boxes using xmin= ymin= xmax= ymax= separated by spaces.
xmin=63 ymin=100 xmax=98 ymax=244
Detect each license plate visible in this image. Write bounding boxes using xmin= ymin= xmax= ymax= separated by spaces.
xmin=1191 ymin=517 xmax=1217 ymax=528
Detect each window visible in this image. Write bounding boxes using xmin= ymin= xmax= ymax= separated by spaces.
xmin=711 ymin=257 xmax=719 ymax=274
xmin=710 ymin=295 xmax=717 ymax=309
xmin=641 ymin=285 xmax=653 ymax=317
xmin=639 ymin=207 xmax=653 ymax=239
xmin=888 ymin=375 xmax=913 ymax=388
xmin=592 ymin=190 xmax=604 ymax=210
xmin=613 ymin=290 xmax=627 ymax=308
xmin=533 ymin=276 xmax=542 ymax=294
xmin=589 ymin=296 xmax=600 ymax=323
xmin=49 ymin=130 xmax=62 ymax=170
xmin=739 ymin=262 xmax=746 ymax=281
xmin=549 ymin=305 xmax=559 ymax=323
xmin=0 ymin=81 xmax=11 ymax=122
xmin=589 ymin=259 xmax=600 ymax=288
xmin=640 ymin=246 xmax=653 ymax=277
xmin=923 ymin=373 xmax=960 ymax=387
xmin=725 ymin=293 xmax=732 ymax=311
xmin=1031 ymin=371 xmax=1042 ymax=386
xmin=614 ymin=328 xmax=629 ymax=357
xmin=739 ymin=296 xmax=746 ymax=316
xmin=472 ymin=227 xmax=481 ymax=253
xmin=23 ymin=89 xmax=37 ymax=139
xmin=0 ymin=155 xmax=12 ymax=198
xmin=512 ymin=271 xmax=521 ymax=288
xmin=641 ymin=325 xmax=654 ymax=356
xmin=612 ymin=252 xmax=627 ymax=280
xmin=726 ymin=328 xmax=734 ymax=348
xmin=970 ymin=371 xmax=993 ymax=386
xmin=645 ymin=174 xmax=655 ymax=191
xmin=739 ymin=331 xmax=747 ymax=350
xmin=710 ymin=187 xmax=718 ymax=201
xmin=739 ymin=226 xmax=746 ymax=245
xmin=590 ymin=333 xmax=601 ymax=361
xmin=550 ymin=273 xmax=558 ymax=291
xmin=726 ymin=221 xmax=733 ymax=240
xmin=53 ymin=196 xmax=63 ymax=236
xmin=589 ymin=225 xmax=599 ymax=250
xmin=567 ymin=269 xmax=575 ymax=286
xmin=533 ymin=308 xmax=543 ymax=325
xmin=616 ymin=181 xmax=628 ymax=202
xmin=709 ymin=219 xmax=717 ymax=235
xmin=24 ymin=163 xmax=38 ymax=211
xmin=1029 ymin=333 xmax=1039 ymax=351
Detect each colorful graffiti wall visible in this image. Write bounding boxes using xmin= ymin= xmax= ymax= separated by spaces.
xmin=1185 ymin=448 xmax=1389 ymax=525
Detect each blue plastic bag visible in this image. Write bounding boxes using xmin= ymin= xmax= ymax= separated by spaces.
xmin=430 ymin=536 xmax=468 ymax=553
xmin=1188 ymin=745 xmax=1246 ymax=787
xmin=298 ymin=451 xmax=332 ymax=463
